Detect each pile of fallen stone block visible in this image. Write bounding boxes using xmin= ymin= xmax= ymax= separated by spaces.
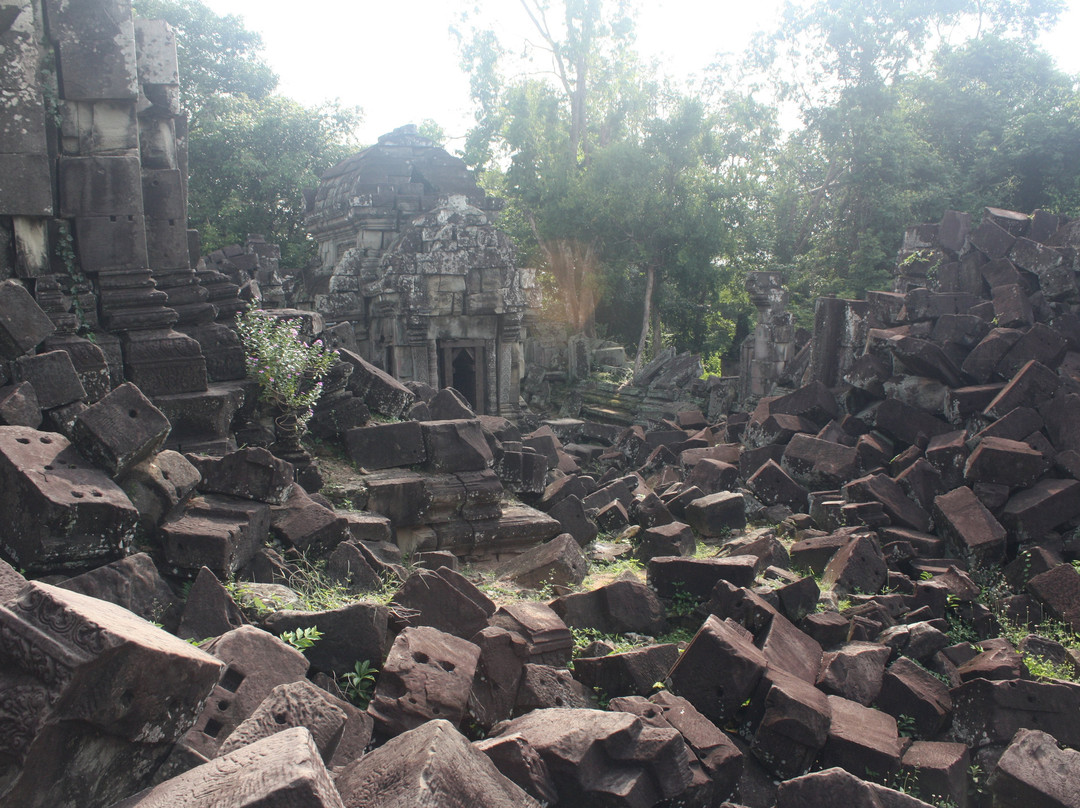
xmin=3 ymin=204 xmax=1080 ymax=808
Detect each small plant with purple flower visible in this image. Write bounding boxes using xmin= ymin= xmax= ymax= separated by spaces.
xmin=236 ymin=303 xmax=337 ymax=434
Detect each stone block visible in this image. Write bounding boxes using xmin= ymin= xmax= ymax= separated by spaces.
xmin=158 ymin=494 xmax=269 ymax=579
xmin=57 ymin=551 xmax=181 ymax=631
xmin=933 ymin=486 xmax=1007 ymax=562
xmin=759 ymin=611 xmax=824 ymax=685
xmin=875 ymin=656 xmax=952 ymax=739
xmin=0 ymin=426 xmax=137 ymax=572
xmin=217 ymin=678 xmax=349 ymax=760
xmin=817 ymin=642 xmax=891 ymax=705
xmin=685 ymin=491 xmax=746 ymax=537
xmin=495 ymin=532 xmax=588 ymax=590
xmin=842 ymin=473 xmax=931 ymax=533
xmin=336 ymin=720 xmax=540 ymax=808
xmin=647 ymin=555 xmax=760 ymax=599
xmin=367 ymin=625 xmax=480 ymax=736
xmin=550 ymin=578 xmax=667 ymax=637
xmin=951 ymin=677 xmax=1080 ymax=748
xmin=984 ymin=360 xmax=1060 ymax=419
xmin=777 ymin=766 xmax=934 ymax=807
xmin=73 ymin=214 xmax=149 ymax=273
xmin=1001 ymin=478 xmax=1080 ymax=542
xmin=269 ymin=485 xmax=350 ymax=552
xmin=1026 ymin=563 xmax=1080 ymax=632
xmin=113 ymin=728 xmax=343 ymax=808
xmin=12 ymin=349 xmax=86 ymax=409
xmin=899 ymin=741 xmax=970 ymax=808
xmin=182 ymin=625 xmax=308 ymax=758
xmin=58 ymin=155 xmax=143 ymax=217
xmin=391 ymin=566 xmax=494 ymax=640
xmin=986 ymin=728 xmax=1080 ymax=808
xmin=491 ymin=708 xmax=694 ymax=807
xmin=189 ymin=446 xmax=294 ymax=505
xmin=71 ymin=382 xmax=170 ymax=477
xmin=120 ymin=449 xmax=200 ymax=532
xmin=747 ymin=458 xmax=809 ymax=512
xmin=547 ymin=494 xmax=598 ymax=546
xmin=0 ymin=154 xmax=52 ymax=216
xmin=340 ymin=347 xmax=414 ymax=418
xmin=0 ymin=582 xmax=224 ymax=805
xmin=574 ymin=644 xmax=682 ymax=698
xmin=489 ymin=601 xmax=573 ymax=667
xmin=820 ymin=695 xmax=903 ymax=780
xmin=747 ymin=667 xmax=831 ymax=779
xmin=668 ymin=614 xmax=768 ymax=724
xmin=0 ymin=279 xmax=55 ymax=359
xmin=781 ymin=433 xmax=858 ymax=491
xmin=468 ymin=626 xmax=529 ymax=729
xmin=262 ymin=600 xmax=388 ymax=677
xmin=346 ymin=419 xmax=425 ymax=470
xmin=0 ymin=381 xmax=41 ymax=427
xmin=514 ymin=663 xmax=593 ymax=712
xmin=963 ymin=435 xmax=1046 ymax=488
xmin=635 ymin=519 xmax=695 ymax=561
xmin=421 ymin=418 xmax=493 ymax=472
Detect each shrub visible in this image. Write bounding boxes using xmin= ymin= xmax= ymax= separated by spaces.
xmin=236 ymin=304 xmax=336 ymax=432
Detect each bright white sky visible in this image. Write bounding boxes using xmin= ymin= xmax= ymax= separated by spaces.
xmin=201 ymin=0 xmax=1080 ymax=148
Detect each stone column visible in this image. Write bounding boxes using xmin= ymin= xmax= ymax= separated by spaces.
xmin=740 ymin=271 xmax=795 ymax=401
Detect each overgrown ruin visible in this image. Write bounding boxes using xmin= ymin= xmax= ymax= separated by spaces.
xmin=2 ymin=1 xmax=1080 ymax=807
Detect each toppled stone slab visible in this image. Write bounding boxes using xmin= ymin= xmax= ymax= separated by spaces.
xmin=776 ymin=766 xmax=935 ymax=807
xmin=217 ymin=678 xmax=351 ymax=761
xmin=121 ymin=449 xmax=201 ymax=532
xmin=950 ymin=677 xmax=1080 ymax=748
xmin=190 ymin=446 xmax=294 ymax=505
xmin=335 ymin=719 xmax=541 ymax=808
xmin=367 ymin=625 xmax=480 ymax=736
xmin=495 ymin=533 xmax=588 ymax=590
xmin=114 ymin=727 xmax=344 ymax=808
xmin=492 ymin=707 xmax=694 ymax=808
xmin=262 ymin=601 xmax=388 ymax=677
xmin=158 ymin=494 xmax=269 ymax=579
xmin=71 ymin=382 xmax=170 ymax=478
xmin=57 ymin=551 xmax=181 ymax=631
xmin=0 ymin=583 xmax=224 ymax=807
xmin=987 ymin=728 xmax=1080 ymax=808
xmin=668 ymin=615 xmax=768 ymax=724
xmin=0 ymin=426 xmax=138 ymax=573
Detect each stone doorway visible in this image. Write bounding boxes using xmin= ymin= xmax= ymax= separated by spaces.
xmin=438 ymin=341 xmax=485 ymax=413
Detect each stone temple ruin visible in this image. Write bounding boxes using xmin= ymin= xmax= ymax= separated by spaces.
xmin=302 ymin=126 xmax=542 ymax=416
xmin=4 ymin=1 xmax=1080 ymax=806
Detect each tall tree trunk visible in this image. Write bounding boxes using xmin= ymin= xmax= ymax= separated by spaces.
xmin=633 ymin=262 xmax=655 ymax=375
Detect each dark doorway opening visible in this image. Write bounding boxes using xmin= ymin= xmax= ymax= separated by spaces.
xmin=438 ymin=341 xmax=485 ymax=414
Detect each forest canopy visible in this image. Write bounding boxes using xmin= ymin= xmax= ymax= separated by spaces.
xmin=145 ymin=0 xmax=1080 ymax=365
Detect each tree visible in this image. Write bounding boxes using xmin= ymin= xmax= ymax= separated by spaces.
xmin=456 ymin=0 xmax=758 ymax=365
xmin=133 ymin=0 xmax=361 ymax=265
xmin=753 ymin=0 xmax=1073 ymax=312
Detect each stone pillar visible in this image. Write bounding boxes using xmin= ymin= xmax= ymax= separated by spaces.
xmin=808 ymin=297 xmax=871 ymax=389
xmin=739 ymin=271 xmax=795 ymax=401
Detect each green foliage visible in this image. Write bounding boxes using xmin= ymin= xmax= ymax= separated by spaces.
xmin=279 ymin=626 xmax=322 ymax=651
xmin=668 ymin=583 xmax=701 ymax=618
xmin=339 ymin=660 xmax=378 ymax=708
xmin=236 ymin=305 xmax=337 ymax=432
xmin=700 ymin=352 xmax=723 ymax=379
xmin=570 ymin=627 xmax=646 ymax=658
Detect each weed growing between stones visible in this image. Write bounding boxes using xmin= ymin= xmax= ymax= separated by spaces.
xmin=339 ymin=659 xmax=378 ymax=708
xmin=279 ymin=626 xmax=322 ymax=651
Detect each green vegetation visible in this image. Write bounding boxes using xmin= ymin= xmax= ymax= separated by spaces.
xmin=278 ymin=626 xmax=322 ymax=651
xmin=339 ymin=660 xmax=379 ymax=708
xmin=236 ymin=304 xmax=337 ymax=433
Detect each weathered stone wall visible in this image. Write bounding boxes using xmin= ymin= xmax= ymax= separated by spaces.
xmin=0 ymin=0 xmax=251 ymax=402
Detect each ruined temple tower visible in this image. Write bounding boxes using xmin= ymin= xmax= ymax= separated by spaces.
xmin=304 ymin=126 xmax=542 ymax=416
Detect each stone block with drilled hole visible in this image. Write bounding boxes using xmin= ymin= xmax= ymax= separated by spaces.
xmin=0 ymin=426 xmax=138 ymax=573
xmin=180 ymin=626 xmax=308 ymax=759
xmin=71 ymin=382 xmax=170 ymax=478
xmin=366 ymin=625 xmax=480 ymax=736
xmin=0 ymin=583 xmax=225 ymax=807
